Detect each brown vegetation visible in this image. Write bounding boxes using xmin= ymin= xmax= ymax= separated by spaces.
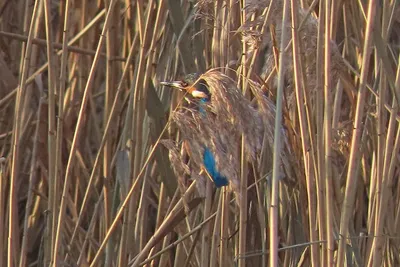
xmin=0 ymin=0 xmax=399 ymax=266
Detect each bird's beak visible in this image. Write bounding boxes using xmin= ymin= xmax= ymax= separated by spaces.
xmin=161 ymin=80 xmax=209 ymax=99
xmin=160 ymin=81 xmax=185 ymax=91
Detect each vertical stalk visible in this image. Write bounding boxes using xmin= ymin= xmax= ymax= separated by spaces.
xmin=53 ymin=0 xmax=71 ymax=264
xmin=324 ymin=0 xmax=334 ymax=265
xmin=371 ymin=2 xmax=395 ymax=266
xmin=337 ymin=1 xmax=377 ymax=265
xmin=315 ymin=1 xmax=327 ymax=264
xmin=290 ymin=0 xmax=319 ymax=265
xmin=104 ymin=0 xmax=118 ymax=263
xmin=11 ymin=0 xmax=41 ymax=266
xmin=238 ymin=2 xmax=248 ymax=267
xmin=270 ymin=0 xmax=290 ymax=266
xmin=43 ymin=0 xmax=57 ymax=264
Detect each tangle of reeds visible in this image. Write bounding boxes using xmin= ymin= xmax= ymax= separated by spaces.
xmin=0 ymin=0 xmax=399 ymax=266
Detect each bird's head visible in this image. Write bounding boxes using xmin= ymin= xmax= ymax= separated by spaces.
xmin=160 ymin=73 xmax=211 ymax=100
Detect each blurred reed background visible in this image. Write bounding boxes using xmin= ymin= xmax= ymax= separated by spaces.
xmin=0 ymin=0 xmax=399 ymax=266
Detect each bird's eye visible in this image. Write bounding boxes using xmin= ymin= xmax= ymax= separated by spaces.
xmin=181 ymin=81 xmax=188 ymax=87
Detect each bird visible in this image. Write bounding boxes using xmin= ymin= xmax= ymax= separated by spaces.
xmin=161 ymin=73 xmax=229 ymax=188
xmin=161 ymin=70 xmax=296 ymax=208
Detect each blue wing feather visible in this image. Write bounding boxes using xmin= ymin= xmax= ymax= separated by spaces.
xmin=199 ymin=98 xmax=229 ymax=187
xmin=203 ymin=148 xmax=229 ymax=187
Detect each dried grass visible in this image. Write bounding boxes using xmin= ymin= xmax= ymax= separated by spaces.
xmin=0 ymin=0 xmax=399 ymax=266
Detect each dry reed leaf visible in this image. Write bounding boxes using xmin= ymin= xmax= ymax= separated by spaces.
xmin=160 ymin=139 xmax=191 ymax=179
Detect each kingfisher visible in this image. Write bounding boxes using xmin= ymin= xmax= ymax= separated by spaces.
xmin=161 ymin=73 xmax=229 ymax=188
